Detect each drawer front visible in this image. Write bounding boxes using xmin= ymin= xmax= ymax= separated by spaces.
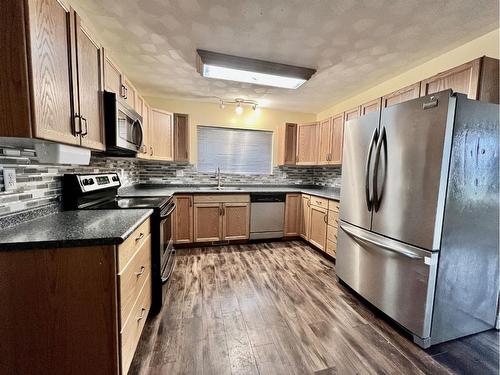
xmin=119 ymin=219 xmax=151 ymax=272
xmin=193 ymin=194 xmax=250 ymax=203
xmin=326 ymin=240 xmax=337 ymax=256
xmin=327 ymin=225 xmax=338 ymax=243
xmin=329 ymin=200 xmax=340 ymax=212
xmin=119 ymin=234 xmax=151 ymax=330
xmin=121 ymin=274 xmax=151 ymax=375
xmin=310 ymin=195 xmax=328 ymax=208
xmin=328 ymin=210 xmax=339 ymax=227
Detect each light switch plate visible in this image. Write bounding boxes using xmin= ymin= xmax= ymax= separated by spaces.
xmin=3 ymin=168 xmax=16 ymax=191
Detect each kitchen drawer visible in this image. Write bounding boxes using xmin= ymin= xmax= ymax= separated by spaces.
xmin=193 ymin=194 xmax=250 ymax=203
xmin=327 ymin=225 xmax=338 ymax=243
xmin=329 ymin=200 xmax=340 ymax=212
xmin=119 ymin=234 xmax=151 ymax=330
xmin=326 ymin=240 xmax=337 ymax=257
xmin=118 ymin=218 xmax=151 ymax=272
xmin=121 ymin=273 xmax=151 ymax=375
xmin=328 ymin=210 xmax=339 ymax=227
xmin=310 ymin=195 xmax=328 ymax=208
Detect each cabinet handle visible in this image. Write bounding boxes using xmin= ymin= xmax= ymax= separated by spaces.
xmin=73 ymin=113 xmax=82 ymax=135
xmin=222 ymin=206 xmax=226 ymax=216
xmin=135 ymin=265 xmax=146 ymax=277
xmin=150 ymin=146 xmax=154 ymax=156
xmin=324 ymin=215 xmax=328 ymax=224
xmin=135 ymin=232 xmax=144 ymax=242
xmin=136 ymin=307 xmax=146 ymax=321
xmin=80 ymin=116 xmax=88 ymax=137
xmin=189 ymin=198 xmax=192 ymax=207
xmin=219 ymin=207 xmax=223 ymax=216
xmin=307 ymin=200 xmax=310 ymax=207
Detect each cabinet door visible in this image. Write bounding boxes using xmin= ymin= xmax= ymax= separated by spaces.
xmin=284 ymin=193 xmax=301 ymax=237
xmin=138 ymin=102 xmax=150 ymax=159
xmin=360 ymin=98 xmax=381 ymax=116
xmin=74 ymin=15 xmax=105 ymax=150
xmin=173 ymin=195 xmax=193 ymax=244
xmin=103 ymin=53 xmax=122 ymax=96
xmin=135 ymin=95 xmax=144 ymax=116
xmin=150 ymin=108 xmax=174 ymax=161
xmin=309 ymin=205 xmax=327 ymax=251
xmin=300 ymin=195 xmax=311 ymax=240
xmin=194 ymin=203 xmax=222 ymax=242
xmin=296 ymin=122 xmax=318 ymax=165
xmin=318 ymin=118 xmax=332 ymax=164
xmin=174 ymin=113 xmax=190 ymax=162
xmin=420 ymin=58 xmax=481 ymax=99
xmin=330 ymin=113 xmax=344 ymax=165
xmin=344 ymin=106 xmax=361 ymax=123
xmin=123 ymin=77 xmax=136 ymax=109
xmin=382 ymin=83 xmax=420 ymax=108
xmin=276 ymin=123 xmax=297 ymax=166
xmin=28 ymin=0 xmax=78 ymax=145
xmin=222 ymin=203 xmax=250 ymax=240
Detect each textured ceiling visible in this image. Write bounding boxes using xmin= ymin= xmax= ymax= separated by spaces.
xmin=73 ymin=0 xmax=499 ymax=113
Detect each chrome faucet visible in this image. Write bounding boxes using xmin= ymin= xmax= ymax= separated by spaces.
xmin=216 ymin=167 xmax=223 ymax=189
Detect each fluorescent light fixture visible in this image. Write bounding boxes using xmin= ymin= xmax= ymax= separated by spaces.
xmin=197 ymin=49 xmax=316 ymax=89
xmin=203 ymin=64 xmax=307 ymax=89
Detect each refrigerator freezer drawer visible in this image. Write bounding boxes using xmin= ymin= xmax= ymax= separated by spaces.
xmin=336 ymin=221 xmax=438 ymax=339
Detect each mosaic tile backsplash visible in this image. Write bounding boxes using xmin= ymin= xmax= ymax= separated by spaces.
xmin=0 ymin=145 xmax=342 ymax=220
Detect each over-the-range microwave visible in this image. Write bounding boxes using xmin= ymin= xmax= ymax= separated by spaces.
xmin=103 ymin=91 xmax=143 ymax=155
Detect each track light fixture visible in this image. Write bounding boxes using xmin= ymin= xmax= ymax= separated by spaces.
xmin=217 ymin=97 xmax=259 ymax=114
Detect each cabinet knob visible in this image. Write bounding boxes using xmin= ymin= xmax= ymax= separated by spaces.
xmin=136 ymin=307 xmax=146 ymax=321
xmin=135 ymin=265 xmax=146 ymax=277
xmin=135 ymin=232 xmax=144 ymax=242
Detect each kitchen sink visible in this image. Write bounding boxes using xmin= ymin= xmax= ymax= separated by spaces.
xmin=194 ymin=186 xmax=245 ymax=191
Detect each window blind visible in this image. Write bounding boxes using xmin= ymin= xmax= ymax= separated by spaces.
xmin=197 ymin=126 xmax=273 ymax=174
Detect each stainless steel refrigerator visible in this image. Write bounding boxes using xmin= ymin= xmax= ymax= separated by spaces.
xmin=336 ymin=90 xmax=499 ymax=348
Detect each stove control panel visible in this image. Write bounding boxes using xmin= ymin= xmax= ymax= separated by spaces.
xmin=77 ymin=173 xmax=121 ymax=193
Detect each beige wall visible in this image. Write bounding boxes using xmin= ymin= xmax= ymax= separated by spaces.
xmin=144 ymin=97 xmax=316 ymax=164
xmin=317 ymin=29 xmax=500 ymax=119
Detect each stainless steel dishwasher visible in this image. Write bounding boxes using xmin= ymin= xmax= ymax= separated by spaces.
xmin=250 ymin=193 xmax=285 ymax=240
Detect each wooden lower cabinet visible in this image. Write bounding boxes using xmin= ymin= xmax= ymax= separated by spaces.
xmin=300 ymin=194 xmax=311 ymax=240
xmin=284 ymin=193 xmax=301 ymax=236
xmin=0 ymin=218 xmax=152 ymax=375
xmin=309 ymin=204 xmax=328 ymax=251
xmin=173 ymin=195 xmax=193 ymax=244
xmin=193 ymin=195 xmax=250 ymax=243
xmin=194 ymin=203 xmax=222 ymax=242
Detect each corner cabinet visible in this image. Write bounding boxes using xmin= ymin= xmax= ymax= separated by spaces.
xmin=276 ymin=123 xmax=297 ymax=166
xmin=193 ymin=195 xmax=250 ymax=243
xmin=0 ymin=0 xmax=105 ymax=150
xmin=174 ymin=113 xmax=190 ymax=162
xmin=150 ymin=108 xmax=174 ymax=161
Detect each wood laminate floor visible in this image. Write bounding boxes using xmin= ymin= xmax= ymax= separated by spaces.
xmin=129 ymin=241 xmax=499 ymax=375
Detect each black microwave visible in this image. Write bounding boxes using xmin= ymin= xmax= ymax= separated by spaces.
xmin=103 ymin=91 xmax=143 ymax=155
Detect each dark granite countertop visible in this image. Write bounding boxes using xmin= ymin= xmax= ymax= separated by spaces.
xmin=118 ymin=184 xmax=341 ymax=201
xmin=0 ymin=209 xmax=153 ymax=251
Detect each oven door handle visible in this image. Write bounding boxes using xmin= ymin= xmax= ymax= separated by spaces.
xmin=160 ymin=203 xmax=176 ymax=219
xmin=161 ymin=250 xmax=176 ymax=284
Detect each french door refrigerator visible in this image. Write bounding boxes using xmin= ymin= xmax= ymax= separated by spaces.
xmin=336 ymin=90 xmax=499 ymax=348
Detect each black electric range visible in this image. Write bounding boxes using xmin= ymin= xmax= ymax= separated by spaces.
xmin=62 ymin=173 xmax=175 ymax=315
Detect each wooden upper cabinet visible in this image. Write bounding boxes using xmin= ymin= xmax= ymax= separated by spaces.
xmin=420 ymin=57 xmax=499 ymax=103
xmin=173 ymin=195 xmax=193 ymax=244
xmin=138 ymin=101 xmax=150 ymax=159
xmin=135 ymin=95 xmax=144 ymax=116
xmin=330 ymin=113 xmax=345 ymax=165
xmin=123 ymin=77 xmax=136 ymax=109
xmin=382 ymin=83 xmax=421 ymax=108
xmin=103 ymin=53 xmax=123 ymax=97
xmin=296 ymin=122 xmax=319 ymax=165
xmin=360 ymin=98 xmax=381 ymax=116
xmin=222 ymin=203 xmax=250 ymax=240
xmin=74 ymin=15 xmax=105 ymax=151
xmin=174 ymin=113 xmax=190 ymax=162
xmin=318 ymin=118 xmax=332 ymax=164
xmin=284 ymin=193 xmax=301 ymax=237
xmin=150 ymin=108 xmax=174 ymax=161
xmin=276 ymin=123 xmax=297 ymax=166
xmin=23 ymin=0 xmax=78 ymax=144
xmin=344 ymin=106 xmax=361 ymax=123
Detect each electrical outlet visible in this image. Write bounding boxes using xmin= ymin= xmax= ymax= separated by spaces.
xmin=3 ymin=168 xmax=16 ymax=191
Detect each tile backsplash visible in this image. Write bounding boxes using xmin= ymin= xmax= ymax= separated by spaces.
xmin=0 ymin=145 xmax=342 ymax=221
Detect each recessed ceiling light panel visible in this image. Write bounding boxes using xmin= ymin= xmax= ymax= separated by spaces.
xmin=197 ymin=49 xmax=316 ymax=89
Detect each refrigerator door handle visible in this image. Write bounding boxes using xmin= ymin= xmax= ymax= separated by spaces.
xmin=365 ymin=128 xmax=379 ymax=211
xmin=340 ymin=222 xmax=426 ymax=260
xmin=373 ymin=126 xmax=387 ymax=212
